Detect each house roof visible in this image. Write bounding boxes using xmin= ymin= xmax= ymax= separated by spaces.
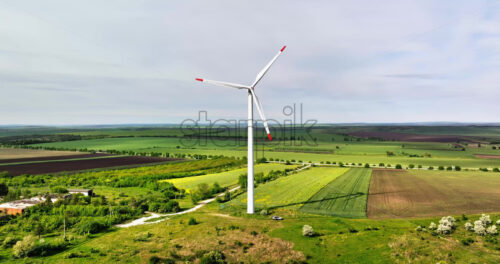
xmin=0 ymin=197 xmax=45 ymax=210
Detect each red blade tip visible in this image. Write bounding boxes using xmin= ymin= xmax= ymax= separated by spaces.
xmin=267 ymin=133 xmax=272 ymax=141
xmin=280 ymin=46 xmax=286 ymax=52
xmin=195 ymin=78 xmax=203 ymax=82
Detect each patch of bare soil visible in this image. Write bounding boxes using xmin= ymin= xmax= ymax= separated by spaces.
xmin=475 ymin=154 xmax=500 ymax=159
xmin=367 ymin=169 xmax=500 ymax=218
xmin=0 ymin=156 xmax=181 ymax=176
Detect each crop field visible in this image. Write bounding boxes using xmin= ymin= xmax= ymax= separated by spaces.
xmin=0 ymin=153 xmax=111 ymax=165
xmin=229 ymin=167 xmax=349 ymax=210
xmin=367 ymin=169 xmax=500 ymax=218
xmin=165 ymin=163 xmax=295 ymax=191
xmin=0 ymin=147 xmax=85 ymax=160
xmin=300 ymin=168 xmax=372 ymax=218
xmin=0 ymin=156 xmax=180 ymax=176
xmin=31 ymin=134 xmax=500 ymax=169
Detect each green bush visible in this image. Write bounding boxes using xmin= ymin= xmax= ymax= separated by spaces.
xmin=199 ymin=250 xmax=226 ymax=264
xmin=455 ymin=166 xmax=461 ymax=171
xmin=395 ymin=164 xmax=402 ymax=169
xmin=12 ymin=235 xmax=36 ymax=258
xmin=188 ymin=217 xmax=198 ymax=225
xmin=51 ymin=186 xmax=68 ymax=194
xmin=2 ymin=236 xmax=18 ymax=248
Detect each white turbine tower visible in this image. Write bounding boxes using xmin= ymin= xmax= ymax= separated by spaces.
xmin=196 ymin=45 xmax=286 ymax=214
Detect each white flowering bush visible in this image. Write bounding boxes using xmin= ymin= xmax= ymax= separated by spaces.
xmin=302 ymin=225 xmax=315 ymax=237
xmin=496 ymin=219 xmax=500 ymax=225
xmin=474 ymin=220 xmax=486 ymax=236
xmin=464 ymin=222 xmax=473 ymax=231
xmin=435 ymin=216 xmax=456 ymax=234
xmin=437 ymin=223 xmax=452 ymax=234
xmin=486 ymin=225 xmax=498 ymax=235
xmin=439 ymin=216 xmax=456 ymax=228
xmin=479 ymin=214 xmax=492 ymax=225
xmin=429 ymin=222 xmax=437 ymax=230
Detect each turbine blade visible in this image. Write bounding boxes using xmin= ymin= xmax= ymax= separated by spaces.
xmin=249 ymin=89 xmax=272 ymax=141
xmin=251 ymin=45 xmax=286 ymax=88
xmin=195 ymin=78 xmax=250 ymax=90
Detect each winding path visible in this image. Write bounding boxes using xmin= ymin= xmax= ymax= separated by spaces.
xmin=116 ymin=186 xmax=240 ymax=228
xmin=117 ymin=163 xmax=310 ymax=228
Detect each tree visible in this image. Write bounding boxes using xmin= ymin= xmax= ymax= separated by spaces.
xmin=454 ymin=166 xmax=461 ymax=171
xmin=238 ymin=174 xmax=247 ymax=190
xmin=33 ymin=223 xmax=44 ymax=239
xmin=0 ymin=183 xmax=8 ymax=196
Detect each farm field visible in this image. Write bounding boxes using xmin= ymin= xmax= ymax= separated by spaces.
xmin=165 ymin=163 xmax=296 ymax=191
xmin=0 ymin=126 xmax=500 ymax=263
xmin=0 ymin=156 xmax=180 ymax=176
xmin=367 ymin=169 xmax=500 ymax=218
xmin=228 ymin=167 xmax=349 ymax=210
xmin=300 ymin=168 xmax=372 ymax=218
xmin=0 ymin=153 xmax=111 ymax=165
xmin=0 ymin=147 xmax=86 ymax=160
xmin=31 ymin=136 xmax=500 ymax=169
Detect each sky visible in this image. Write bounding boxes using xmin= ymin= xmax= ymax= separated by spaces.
xmin=0 ymin=0 xmax=499 ymax=125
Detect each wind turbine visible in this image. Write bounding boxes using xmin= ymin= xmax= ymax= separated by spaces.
xmin=195 ymin=45 xmax=286 ymax=214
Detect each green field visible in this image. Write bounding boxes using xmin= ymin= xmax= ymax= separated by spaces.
xmin=300 ymin=168 xmax=372 ymax=218
xmin=164 ymin=163 xmax=296 ymax=191
xmin=30 ymin=135 xmax=500 ymax=169
xmin=228 ymin=167 xmax=349 ymax=210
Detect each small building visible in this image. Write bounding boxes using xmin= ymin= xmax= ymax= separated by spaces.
xmin=0 ymin=196 xmax=58 ymax=216
xmin=68 ymin=189 xmax=93 ymax=196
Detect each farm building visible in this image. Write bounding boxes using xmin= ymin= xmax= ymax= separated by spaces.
xmin=68 ymin=189 xmax=93 ymax=196
xmin=0 ymin=196 xmax=59 ymax=215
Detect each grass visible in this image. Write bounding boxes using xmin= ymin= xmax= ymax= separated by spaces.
xmin=300 ymin=168 xmax=372 ymax=218
xmin=19 ymin=210 xmax=500 ymax=264
xmin=164 ymin=163 xmax=296 ymax=191
xmin=228 ymin=167 xmax=349 ymax=210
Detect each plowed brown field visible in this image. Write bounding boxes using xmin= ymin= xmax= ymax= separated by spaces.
xmin=0 ymin=156 xmax=180 ymax=176
xmin=367 ymin=169 xmax=500 ymax=218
